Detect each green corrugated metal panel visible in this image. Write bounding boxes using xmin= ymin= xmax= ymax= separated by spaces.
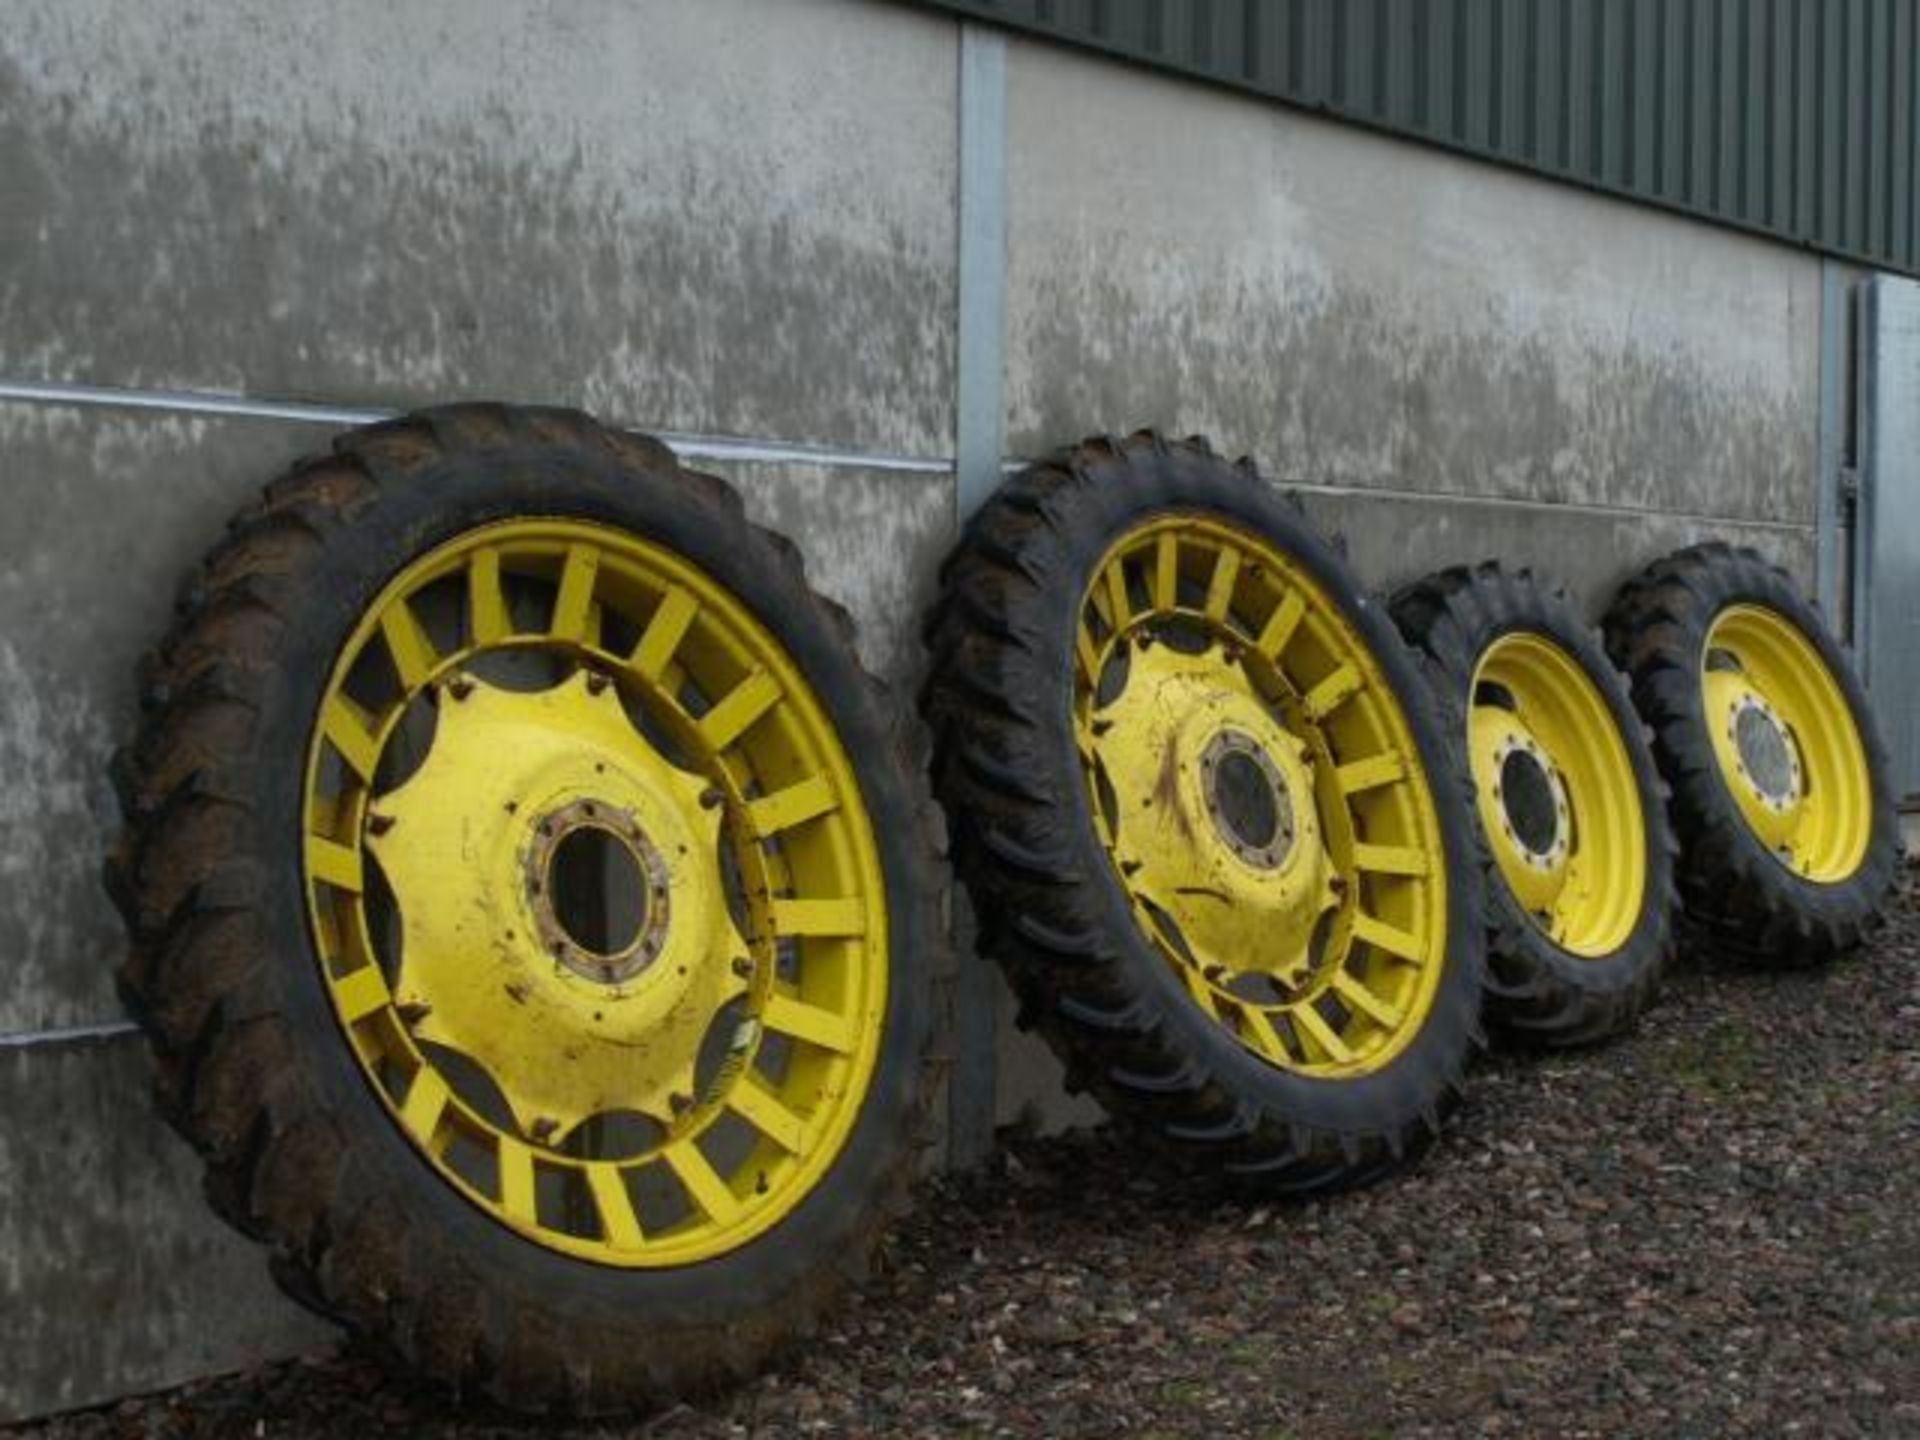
xmin=912 ymin=0 xmax=1920 ymax=276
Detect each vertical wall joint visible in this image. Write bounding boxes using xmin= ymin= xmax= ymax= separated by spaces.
xmin=946 ymin=22 xmax=1009 ymax=1169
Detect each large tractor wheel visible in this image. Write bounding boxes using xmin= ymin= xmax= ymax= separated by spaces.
xmin=105 ymin=404 xmax=944 ymax=1413
xmin=923 ymin=433 xmax=1484 ymax=1191
xmin=1604 ymin=542 xmax=1898 ymax=964
xmin=1392 ymin=564 xmax=1675 ymax=1045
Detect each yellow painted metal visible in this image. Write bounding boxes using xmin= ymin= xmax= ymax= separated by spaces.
xmin=301 ymin=519 xmax=889 ymax=1268
xmin=1701 ymin=604 xmax=1873 ymax=881
xmin=1075 ymin=516 xmax=1449 ymax=1078
xmin=1468 ymin=632 xmax=1647 ymax=957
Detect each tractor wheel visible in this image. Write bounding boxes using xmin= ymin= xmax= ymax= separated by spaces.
xmin=105 ymin=404 xmax=945 ymax=1414
xmin=1392 ymin=564 xmax=1675 ymax=1045
xmin=922 ymin=433 xmax=1484 ymax=1191
xmin=1603 ymin=542 xmax=1898 ymax=964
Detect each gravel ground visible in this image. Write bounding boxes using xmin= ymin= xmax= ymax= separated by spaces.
xmin=19 ymin=874 xmax=1920 ymax=1439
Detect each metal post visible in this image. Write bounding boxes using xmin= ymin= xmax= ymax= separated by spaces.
xmin=944 ymin=20 xmax=1009 ymax=1170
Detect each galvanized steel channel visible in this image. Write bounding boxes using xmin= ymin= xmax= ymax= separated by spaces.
xmin=1855 ymin=273 xmax=1920 ymax=800
xmin=947 ymin=21 xmax=1012 ymax=1167
xmin=0 ymin=380 xmax=954 ymax=476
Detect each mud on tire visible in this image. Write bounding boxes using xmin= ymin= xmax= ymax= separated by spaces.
xmin=1393 ymin=563 xmax=1676 ymax=1046
xmin=922 ymin=432 xmax=1485 ymax=1192
xmin=1604 ymin=542 xmax=1897 ymax=966
xmin=105 ymin=404 xmax=947 ymax=1414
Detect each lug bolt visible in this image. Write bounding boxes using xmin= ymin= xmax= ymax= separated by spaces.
xmin=446 ymin=676 xmax=474 ymax=701
xmin=366 ymin=812 xmax=396 ymax=836
xmin=731 ymin=956 xmax=753 ymax=978
xmin=585 ymin=670 xmax=611 ymax=695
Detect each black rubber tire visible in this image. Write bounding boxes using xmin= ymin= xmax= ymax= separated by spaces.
xmin=103 ymin=404 xmax=948 ymax=1415
xmin=1391 ymin=563 xmax=1677 ymax=1046
xmin=920 ymin=431 xmax=1485 ymax=1192
xmin=1602 ymin=541 xmax=1899 ymax=965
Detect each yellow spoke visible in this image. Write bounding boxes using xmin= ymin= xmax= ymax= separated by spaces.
xmin=665 ymin=1142 xmax=742 ymax=1225
xmin=379 ymin=599 xmax=438 ymax=691
xmin=770 ymin=897 xmax=867 ymax=937
xmin=1103 ymin=561 xmax=1132 ymax=630
xmin=306 ymin=835 xmax=363 ymax=893
xmin=697 ymin=669 xmax=782 ymax=750
xmin=468 ymin=546 xmax=511 ymax=645
xmin=399 ymin=1066 xmax=450 ymax=1145
xmin=1353 ymin=843 xmax=1430 ymax=876
xmin=763 ymin=993 xmax=856 ymax=1053
xmin=1303 ymin=662 xmax=1364 ymax=721
xmin=331 ymin=963 xmax=391 ymax=1023
xmin=321 ymin=695 xmax=382 ymax=780
xmin=586 ymin=1162 xmax=645 ymax=1248
xmin=496 ymin=1138 xmax=539 ymax=1224
xmin=1153 ymin=534 xmax=1179 ymax=611
xmin=1335 ymin=751 xmax=1405 ymax=796
xmin=1353 ymin=912 xmax=1427 ymax=965
xmin=1240 ymin=1003 xmax=1290 ymax=1062
xmin=1076 ymin=618 xmax=1102 ymax=681
xmin=629 ymin=586 xmax=698 ymax=683
xmin=1255 ymin=590 xmax=1306 ymax=661
xmin=1180 ymin=965 xmax=1222 ymax=1019
xmin=1204 ymin=545 xmax=1242 ymax=622
xmin=1291 ymin=1002 xmax=1356 ymax=1065
xmin=746 ymin=775 xmax=839 ymax=836
xmin=728 ymin=1075 xmax=809 ymax=1154
xmin=550 ymin=542 xmax=601 ymax=642
xmin=1333 ymin=970 xmax=1407 ymax=1030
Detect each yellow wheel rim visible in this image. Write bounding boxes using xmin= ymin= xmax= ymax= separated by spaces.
xmin=1701 ymin=603 xmax=1872 ymax=881
xmin=1074 ymin=515 xmax=1448 ymax=1079
xmin=301 ymin=519 xmax=888 ymax=1268
xmin=1469 ymin=633 xmax=1646 ymax=957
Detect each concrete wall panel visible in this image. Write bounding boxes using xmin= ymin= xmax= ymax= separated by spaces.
xmin=0 ymin=0 xmax=959 ymax=455
xmin=0 ymin=403 xmax=953 ymax=1036
xmin=1003 ymin=41 xmax=1822 ymax=531
xmin=0 ymin=406 xmax=326 ymax=1036
xmin=0 ymin=1038 xmax=333 ymax=1422
xmin=698 ymin=460 xmax=955 ymax=687
xmin=1296 ymin=489 xmax=1817 ymax=619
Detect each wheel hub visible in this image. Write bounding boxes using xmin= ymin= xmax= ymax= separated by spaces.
xmin=1469 ymin=700 xmax=1576 ymax=923
xmin=1493 ymin=736 xmax=1570 ymax=870
xmin=1729 ymin=691 xmax=1803 ymax=813
xmin=526 ymin=798 xmax=675 ymax=986
xmin=1201 ymin=728 xmax=1297 ymax=870
xmin=1091 ymin=638 xmax=1338 ymax=995
xmin=367 ymin=669 xmax=749 ymax=1143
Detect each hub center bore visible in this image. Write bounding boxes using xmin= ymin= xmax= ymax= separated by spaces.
xmin=1731 ymin=694 xmax=1802 ymax=810
xmin=1200 ymin=729 xmax=1296 ymax=870
xmin=525 ymin=798 xmax=672 ymax=986
xmin=1497 ymin=743 xmax=1565 ymax=866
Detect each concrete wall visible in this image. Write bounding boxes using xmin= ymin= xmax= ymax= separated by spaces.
xmin=1001 ymin=39 xmax=1823 ymax=606
xmin=0 ymin=0 xmax=1840 ymax=1421
xmin=0 ymin=0 xmax=962 ymax=1420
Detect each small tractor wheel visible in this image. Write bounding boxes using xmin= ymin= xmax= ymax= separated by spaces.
xmin=923 ymin=432 xmax=1485 ymax=1192
xmin=1392 ymin=563 xmax=1676 ymax=1045
xmin=1603 ymin=542 xmax=1898 ymax=964
xmin=105 ymin=404 xmax=946 ymax=1414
